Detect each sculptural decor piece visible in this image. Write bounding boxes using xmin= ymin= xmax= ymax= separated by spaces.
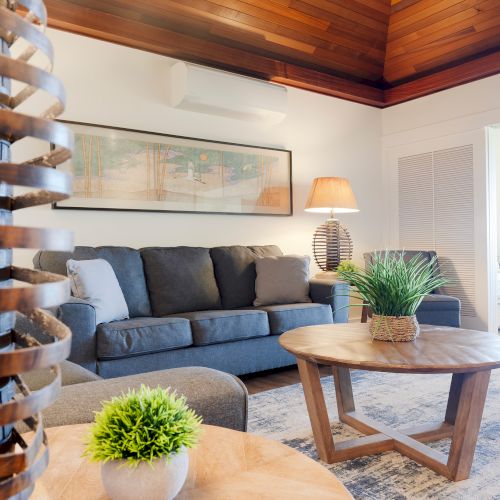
xmin=0 ymin=0 xmax=73 ymax=497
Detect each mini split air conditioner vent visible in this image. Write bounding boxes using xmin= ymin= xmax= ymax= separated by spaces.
xmin=166 ymin=62 xmax=287 ymax=123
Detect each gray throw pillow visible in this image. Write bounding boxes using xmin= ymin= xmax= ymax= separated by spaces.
xmin=140 ymin=247 xmax=221 ymax=316
xmin=254 ymin=255 xmax=312 ymax=307
xmin=66 ymin=259 xmax=129 ymax=325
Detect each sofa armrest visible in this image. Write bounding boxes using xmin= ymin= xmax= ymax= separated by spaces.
xmin=309 ymin=278 xmax=350 ymax=323
xmin=58 ymin=298 xmax=98 ymax=373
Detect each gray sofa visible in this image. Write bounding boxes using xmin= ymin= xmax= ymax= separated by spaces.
xmin=34 ymin=245 xmax=349 ymax=378
xmin=363 ymin=250 xmax=461 ymax=327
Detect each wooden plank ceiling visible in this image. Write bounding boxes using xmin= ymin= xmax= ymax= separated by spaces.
xmin=43 ymin=0 xmax=500 ymax=107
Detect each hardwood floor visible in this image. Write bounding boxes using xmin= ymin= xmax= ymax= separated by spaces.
xmin=241 ymin=365 xmax=332 ymax=395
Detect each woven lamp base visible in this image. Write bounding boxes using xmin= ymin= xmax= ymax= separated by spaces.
xmin=312 ymin=219 xmax=353 ymax=272
xmin=369 ymin=314 xmax=419 ymax=342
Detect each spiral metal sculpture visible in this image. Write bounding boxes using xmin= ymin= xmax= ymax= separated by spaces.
xmin=0 ymin=0 xmax=73 ymax=497
xmin=312 ymin=219 xmax=353 ymax=272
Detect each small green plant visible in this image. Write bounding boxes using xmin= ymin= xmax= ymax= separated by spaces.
xmin=337 ymin=251 xmax=447 ymax=317
xmin=84 ymin=385 xmax=202 ymax=467
xmin=336 ymin=260 xmax=357 ymax=274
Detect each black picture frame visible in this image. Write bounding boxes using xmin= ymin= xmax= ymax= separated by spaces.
xmin=52 ymin=120 xmax=293 ymax=216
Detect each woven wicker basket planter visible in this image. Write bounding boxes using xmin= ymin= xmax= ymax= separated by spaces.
xmin=369 ymin=314 xmax=419 ymax=342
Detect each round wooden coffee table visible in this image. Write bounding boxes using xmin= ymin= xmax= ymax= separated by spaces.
xmin=31 ymin=423 xmax=351 ymax=499
xmin=280 ymin=322 xmax=500 ymax=482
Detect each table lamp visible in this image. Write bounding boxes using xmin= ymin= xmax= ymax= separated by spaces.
xmin=305 ymin=177 xmax=359 ymax=274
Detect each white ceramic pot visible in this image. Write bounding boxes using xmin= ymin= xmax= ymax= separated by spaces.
xmin=101 ymin=448 xmax=189 ymax=500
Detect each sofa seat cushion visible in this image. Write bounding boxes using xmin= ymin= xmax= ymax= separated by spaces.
xmin=170 ymin=310 xmax=270 ymax=346
xmin=96 ymin=317 xmax=192 ymax=360
xmin=257 ymin=303 xmax=333 ymax=335
xmin=418 ymin=294 xmax=460 ymax=312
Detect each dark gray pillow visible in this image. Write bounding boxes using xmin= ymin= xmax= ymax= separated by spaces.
xmin=210 ymin=245 xmax=283 ymax=309
xmin=141 ymin=247 xmax=221 ymax=316
xmin=96 ymin=247 xmax=152 ymax=318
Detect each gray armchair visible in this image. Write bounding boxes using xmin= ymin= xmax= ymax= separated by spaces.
xmin=362 ymin=250 xmax=461 ymax=328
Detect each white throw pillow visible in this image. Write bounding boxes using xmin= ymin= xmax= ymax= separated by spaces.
xmin=66 ymin=259 xmax=129 ymax=325
xmin=254 ymin=255 xmax=312 ymax=307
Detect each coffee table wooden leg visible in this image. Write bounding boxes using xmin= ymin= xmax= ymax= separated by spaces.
xmin=445 ymin=373 xmax=465 ymax=424
xmin=447 ymin=370 xmax=491 ymax=481
xmin=332 ymin=366 xmax=354 ymax=422
xmin=297 ymin=358 xmax=335 ymax=462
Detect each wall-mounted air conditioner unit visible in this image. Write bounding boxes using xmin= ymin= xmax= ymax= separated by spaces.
xmin=166 ymin=62 xmax=287 ymax=123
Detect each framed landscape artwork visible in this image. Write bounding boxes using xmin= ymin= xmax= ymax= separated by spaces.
xmin=54 ymin=122 xmax=292 ymax=216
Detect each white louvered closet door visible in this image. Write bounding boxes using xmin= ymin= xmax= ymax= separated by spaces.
xmin=387 ymin=130 xmax=490 ymax=332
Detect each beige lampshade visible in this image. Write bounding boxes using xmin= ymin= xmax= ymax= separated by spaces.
xmin=305 ymin=177 xmax=359 ymax=214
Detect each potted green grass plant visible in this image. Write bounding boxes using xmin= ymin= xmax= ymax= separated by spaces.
xmin=84 ymin=385 xmax=202 ymax=500
xmin=337 ymin=252 xmax=447 ymax=342
xmin=336 ymin=260 xmax=358 ymax=274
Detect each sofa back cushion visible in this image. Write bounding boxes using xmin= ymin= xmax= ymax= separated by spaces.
xmin=141 ymin=247 xmax=221 ymax=315
xmin=95 ymin=247 xmax=152 ymax=317
xmin=34 ymin=247 xmax=98 ymax=276
xmin=210 ymin=245 xmax=282 ymax=309
xmin=33 ymin=246 xmax=152 ymax=317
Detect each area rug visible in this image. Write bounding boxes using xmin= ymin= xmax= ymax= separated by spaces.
xmin=248 ymin=370 xmax=500 ymax=499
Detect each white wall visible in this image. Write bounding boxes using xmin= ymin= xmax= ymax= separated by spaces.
xmin=495 ymin=127 xmax=500 ymax=259
xmin=13 ymin=29 xmax=383 ymax=275
xmin=382 ymin=74 xmax=500 ymax=142
xmin=382 ymin=75 xmax=500 ymax=332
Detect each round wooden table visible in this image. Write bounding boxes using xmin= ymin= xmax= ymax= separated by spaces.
xmin=31 ymin=423 xmax=351 ymax=499
xmin=280 ymin=322 xmax=500 ymax=482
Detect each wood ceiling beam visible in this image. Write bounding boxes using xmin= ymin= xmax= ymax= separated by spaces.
xmin=383 ymin=50 xmax=500 ymax=106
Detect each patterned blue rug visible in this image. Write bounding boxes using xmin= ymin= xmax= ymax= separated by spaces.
xmin=248 ymin=370 xmax=500 ymax=499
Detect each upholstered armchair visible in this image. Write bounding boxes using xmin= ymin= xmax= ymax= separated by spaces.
xmin=361 ymin=250 xmax=460 ymax=328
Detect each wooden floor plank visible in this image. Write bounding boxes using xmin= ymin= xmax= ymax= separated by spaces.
xmin=242 ymin=365 xmax=331 ymax=395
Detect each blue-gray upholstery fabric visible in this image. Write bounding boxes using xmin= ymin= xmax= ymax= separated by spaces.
xmin=416 ymin=309 xmax=460 ymax=328
xmin=418 ymin=294 xmax=460 ymax=312
xmin=141 ymin=247 xmax=221 ymax=315
xmin=96 ymin=317 xmax=192 ymax=359
xmin=248 ymin=245 xmax=284 ymax=258
xmin=210 ymin=245 xmax=282 ymax=309
xmin=39 ymin=366 xmax=248 ymax=432
xmin=309 ymin=279 xmax=350 ymax=323
xmin=256 ymin=303 xmax=333 ymax=335
xmin=170 ymin=309 xmax=269 ymax=346
xmin=34 ymin=245 xmax=348 ymax=377
xmin=97 ymin=335 xmax=295 ymax=378
xmin=95 ymin=247 xmax=151 ymax=317
xmin=33 ymin=247 xmax=98 ymax=276
xmin=58 ymin=298 xmax=98 ymax=372
xmin=416 ymin=294 xmax=461 ymax=327
xmin=33 ymin=246 xmax=152 ymax=317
